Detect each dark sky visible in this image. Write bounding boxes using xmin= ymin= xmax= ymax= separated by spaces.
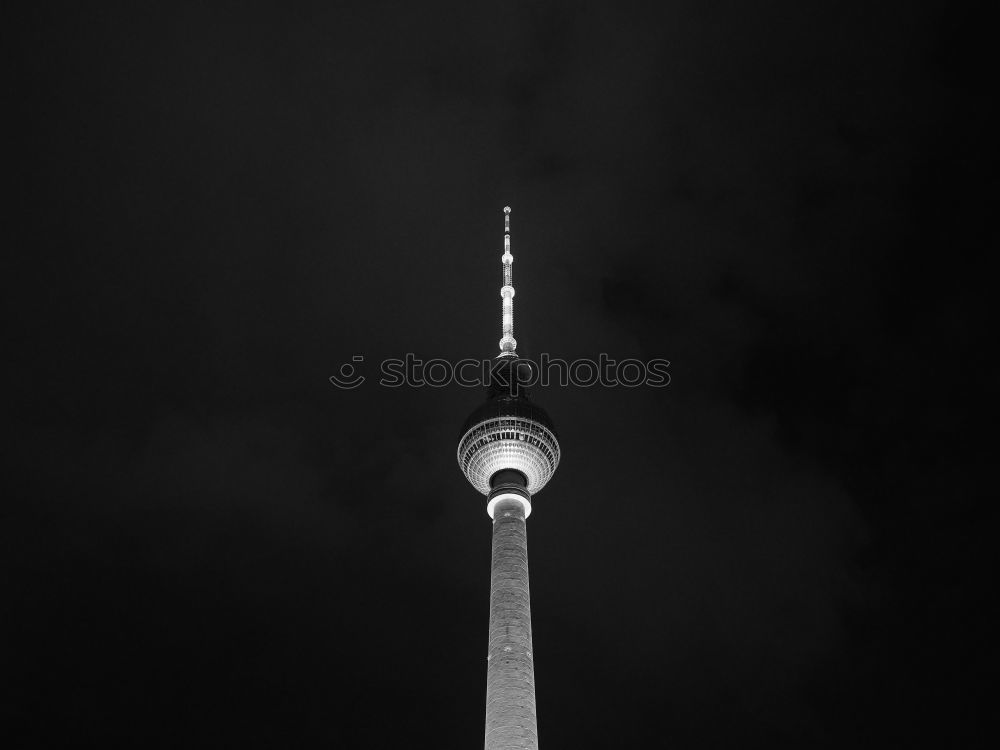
xmin=6 ymin=1 xmax=993 ymax=747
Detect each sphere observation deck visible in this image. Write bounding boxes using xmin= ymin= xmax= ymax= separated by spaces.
xmin=457 ymin=360 xmax=560 ymax=499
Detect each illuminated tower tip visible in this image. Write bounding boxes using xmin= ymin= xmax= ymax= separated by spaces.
xmin=499 ymin=206 xmax=516 ymax=355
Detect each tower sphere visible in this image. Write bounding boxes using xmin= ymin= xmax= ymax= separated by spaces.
xmin=457 ymin=360 xmax=561 ymax=505
xmin=457 ymin=393 xmax=560 ymax=497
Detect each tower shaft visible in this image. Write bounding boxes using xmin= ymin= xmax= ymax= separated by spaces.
xmin=484 ymin=498 xmax=537 ymax=750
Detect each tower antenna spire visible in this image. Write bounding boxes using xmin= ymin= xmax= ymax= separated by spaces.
xmin=499 ymin=206 xmax=517 ymax=357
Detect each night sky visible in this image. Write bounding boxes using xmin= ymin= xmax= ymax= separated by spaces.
xmin=6 ymin=1 xmax=993 ymax=747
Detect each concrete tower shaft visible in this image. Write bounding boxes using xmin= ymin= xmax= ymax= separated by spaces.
xmin=485 ymin=495 xmax=537 ymax=750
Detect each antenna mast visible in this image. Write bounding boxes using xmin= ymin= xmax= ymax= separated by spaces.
xmin=499 ymin=206 xmax=517 ymax=357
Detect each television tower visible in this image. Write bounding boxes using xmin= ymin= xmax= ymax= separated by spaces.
xmin=458 ymin=207 xmax=561 ymax=750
